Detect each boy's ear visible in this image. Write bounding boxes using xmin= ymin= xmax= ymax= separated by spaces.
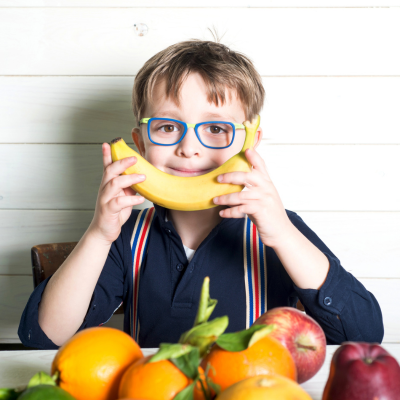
xmin=132 ymin=127 xmax=145 ymax=157
xmin=252 ymin=126 xmax=263 ymax=149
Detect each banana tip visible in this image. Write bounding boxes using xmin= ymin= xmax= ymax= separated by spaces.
xmin=111 ymin=137 xmax=122 ymax=144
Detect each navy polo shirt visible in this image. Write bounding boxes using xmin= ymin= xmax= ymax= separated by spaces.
xmin=18 ymin=204 xmax=384 ymax=349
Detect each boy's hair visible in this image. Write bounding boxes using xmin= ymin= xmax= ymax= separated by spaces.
xmin=132 ymin=40 xmax=265 ymax=124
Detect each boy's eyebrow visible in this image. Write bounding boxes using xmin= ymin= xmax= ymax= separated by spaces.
xmin=153 ymin=110 xmax=237 ymax=121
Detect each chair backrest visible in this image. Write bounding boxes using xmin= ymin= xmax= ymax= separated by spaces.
xmin=31 ymin=242 xmax=124 ymax=314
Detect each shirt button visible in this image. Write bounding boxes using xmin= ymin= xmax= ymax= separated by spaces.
xmin=324 ymin=296 xmax=332 ymax=306
xmin=176 ymin=263 xmax=184 ymax=272
xmin=165 ymin=228 xmax=171 ymax=234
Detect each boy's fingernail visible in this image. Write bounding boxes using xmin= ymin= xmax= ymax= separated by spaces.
xmin=127 ymin=156 xmax=136 ymax=162
xmin=217 ymin=175 xmax=223 ymax=182
xmin=213 ymin=197 xmax=219 ymax=203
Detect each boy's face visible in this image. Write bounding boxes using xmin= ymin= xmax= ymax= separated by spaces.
xmin=132 ymin=72 xmax=262 ymax=177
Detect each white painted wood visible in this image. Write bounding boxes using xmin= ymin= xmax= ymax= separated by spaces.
xmin=1 ymin=8 xmax=400 ymax=75
xmin=1 ymin=144 xmax=399 ymax=210
xmin=1 ymin=276 xmax=398 ymax=343
xmin=2 ymin=77 xmax=400 ymax=144
xmin=3 ymin=345 xmax=400 ymax=400
xmin=1 ymin=1 xmax=400 ymax=7
xmin=0 ymin=210 xmax=94 ymax=275
xmin=294 ymin=212 xmax=400 ymax=279
xmin=1 ymin=210 xmax=399 ymax=278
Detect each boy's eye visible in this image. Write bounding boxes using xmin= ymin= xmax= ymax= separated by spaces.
xmin=204 ymin=125 xmax=228 ymax=134
xmin=160 ymin=124 xmax=178 ymax=133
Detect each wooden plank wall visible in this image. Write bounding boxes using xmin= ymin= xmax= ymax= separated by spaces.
xmin=1 ymin=1 xmax=399 ymax=344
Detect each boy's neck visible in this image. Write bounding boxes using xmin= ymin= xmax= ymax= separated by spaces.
xmin=167 ymin=206 xmax=226 ymax=251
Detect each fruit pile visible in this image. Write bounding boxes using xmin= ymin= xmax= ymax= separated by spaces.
xmin=2 ymin=277 xmax=400 ymax=400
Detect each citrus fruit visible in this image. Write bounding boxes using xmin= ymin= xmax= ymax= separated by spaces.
xmin=215 ymin=374 xmax=312 ymax=400
xmin=201 ymin=335 xmax=297 ymax=391
xmin=17 ymin=384 xmax=77 ymax=400
xmin=51 ymin=327 xmax=143 ymax=400
xmin=118 ymin=355 xmax=207 ymax=400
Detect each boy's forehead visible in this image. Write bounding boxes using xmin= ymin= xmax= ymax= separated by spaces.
xmin=143 ymin=73 xmax=247 ymax=121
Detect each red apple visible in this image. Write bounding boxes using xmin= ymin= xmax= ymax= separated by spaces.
xmin=322 ymin=342 xmax=400 ymax=400
xmin=253 ymin=306 xmax=326 ymax=383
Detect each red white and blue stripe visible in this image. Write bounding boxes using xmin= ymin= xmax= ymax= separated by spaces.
xmin=130 ymin=208 xmax=266 ymax=341
xmin=130 ymin=207 xmax=155 ymax=342
xmin=243 ymin=215 xmax=267 ymax=328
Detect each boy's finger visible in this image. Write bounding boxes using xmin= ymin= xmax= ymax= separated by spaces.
xmin=102 ymin=156 xmax=138 ymax=186
xmin=101 ymin=173 xmax=146 ymax=201
xmin=123 ymin=186 xmax=137 ymax=197
xmin=106 ymin=195 xmax=145 ymax=215
xmin=218 ymin=170 xmax=265 ymax=187
xmin=245 ymin=148 xmax=271 ymax=181
xmin=102 ymin=143 xmax=112 ymax=171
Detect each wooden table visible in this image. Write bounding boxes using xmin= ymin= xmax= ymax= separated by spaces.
xmin=1 ymin=345 xmax=399 ymax=400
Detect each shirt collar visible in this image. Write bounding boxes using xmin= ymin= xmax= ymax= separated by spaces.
xmin=152 ymin=203 xmax=236 ymax=231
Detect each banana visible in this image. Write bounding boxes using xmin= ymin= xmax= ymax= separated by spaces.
xmin=110 ymin=115 xmax=260 ymax=211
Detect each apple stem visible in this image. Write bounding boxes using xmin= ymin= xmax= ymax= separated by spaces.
xmin=364 ymin=357 xmax=373 ymax=364
xmin=296 ymin=343 xmax=317 ymax=351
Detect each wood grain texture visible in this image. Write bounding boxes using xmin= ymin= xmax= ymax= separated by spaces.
xmin=1 ymin=210 xmax=399 ymax=278
xmin=1 ymin=8 xmax=400 ymax=75
xmin=1 ymin=77 xmax=400 ymax=144
xmin=0 ymin=275 xmax=398 ymax=343
xmin=2 ymin=1 xmax=400 ymax=7
xmin=1 ymin=143 xmax=398 ymax=210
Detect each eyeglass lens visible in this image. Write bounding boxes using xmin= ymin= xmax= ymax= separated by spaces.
xmin=149 ymin=119 xmax=234 ymax=148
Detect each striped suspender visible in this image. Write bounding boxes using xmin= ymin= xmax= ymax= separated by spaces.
xmin=130 ymin=207 xmax=155 ymax=342
xmin=129 ymin=209 xmax=267 ymax=342
xmin=243 ymin=214 xmax=268 ymax=328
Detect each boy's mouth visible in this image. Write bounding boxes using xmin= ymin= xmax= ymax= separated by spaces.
xmin=169 ymin=167 xmax=215 ymax=177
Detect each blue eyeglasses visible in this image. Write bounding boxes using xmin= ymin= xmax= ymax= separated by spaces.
xmin=139 ymin=117 xmax=245 ymax=149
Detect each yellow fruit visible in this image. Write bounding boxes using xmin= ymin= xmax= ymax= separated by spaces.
xmin=110 ymin=115 xmax=260 ymax=211
xmin=215 ymin=374 xmax=313 ymax=400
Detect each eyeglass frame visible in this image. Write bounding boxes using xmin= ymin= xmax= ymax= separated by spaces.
xmin=139 ymin=117 xmax=245 ymax=149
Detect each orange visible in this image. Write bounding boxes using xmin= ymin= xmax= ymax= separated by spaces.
xmin=118 ymin=355 xmax=208 ymax=400
xmin=51 ymin=327 xmax=143 ymax=400
xmin=215 ymin=374 xmax=312 ymax=400
xmin=201 ymin=335 xmax=297 ymax=391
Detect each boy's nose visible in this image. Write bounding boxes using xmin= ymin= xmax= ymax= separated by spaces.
xmin=177 ymin=127 xmax=202 ymax=156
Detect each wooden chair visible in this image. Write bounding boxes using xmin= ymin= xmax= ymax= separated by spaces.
xmin=31 ymin=242 xmax=124 ymax=314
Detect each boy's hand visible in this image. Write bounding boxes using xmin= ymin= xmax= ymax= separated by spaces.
xmin=213 ymin=147 xmax=295 ymax=248
xmin=88 ymin=143 xmax=146 ymax=245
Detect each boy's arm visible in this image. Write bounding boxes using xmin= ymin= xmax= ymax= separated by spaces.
xmin=18 ymin=143 xmax=146 ymax=348
xmin=18 ymin=231 xmax=126 ymax=349
xmin=282 ymin=210 xmax=384 ymax=345
xmin=215 ymin=148 xmax=383 ymax=344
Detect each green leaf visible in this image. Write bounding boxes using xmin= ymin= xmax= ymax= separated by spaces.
xmin=179 ymin=316 xmax=229 ymax=357
xmin=0 ymin=388 xmax=21 ymax=400
xmin=194 ymin=277 xmax=217 ymax=326
xmin=27 ymin=371 xmax=56 ymax=388
xmin=172 ymin=381 xmax=196 ymax=400
xmin=149 ymin=343 xmax=195 ymax=363
xmin=216 ymin=324 xmax=275 ymax=352
xmin=171 ymin=347 xmax=200 ymax=380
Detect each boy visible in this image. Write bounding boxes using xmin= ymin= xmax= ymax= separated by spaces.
xmin=19 ymin=40 xmax=384 ymax=349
